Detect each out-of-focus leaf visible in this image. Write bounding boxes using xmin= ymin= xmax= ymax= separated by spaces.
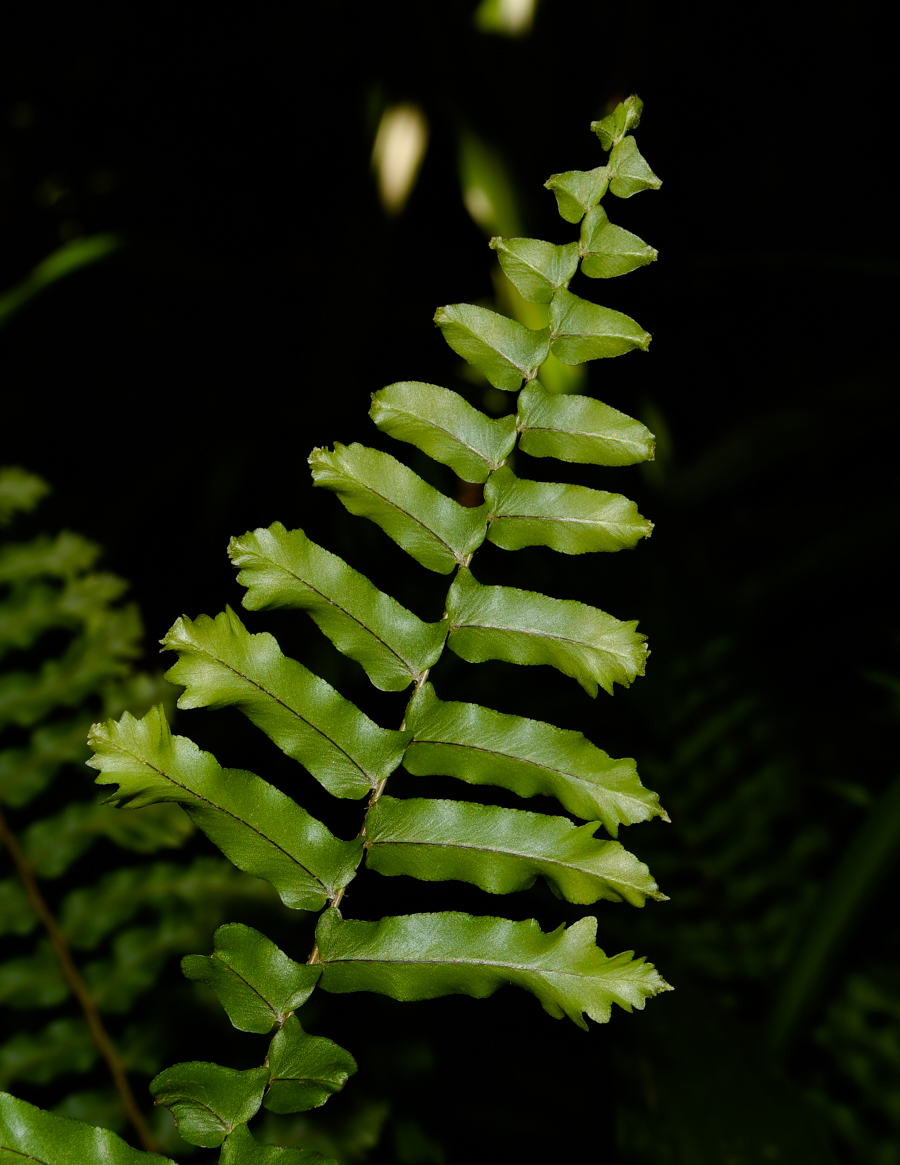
xmin=310 ymin=444 xmax=488 ymax=575
xmin=88 ymin=706 xmax=363 ymax=909
xmin=230 ymin=522 xmax=446 ymax=692
xmin=0 ymin=941 xmax=67 ymax=1008
xmin=489 ymin=237 xmax=579 ymax=304
xmin=366 ymin=796 xmax=666 ymax=906
xmin=22 ymin=800 xmax=193 ymax=879
xmin=370 ymin=381 xmax=517 ymax=484
xmin=0 ymin=1092 xmax=175 ymax=1164
xmin=182 ymin=923 xmax=320 ymax=1034
xmin=433 ymin=303 xmax=550 ymax=391
xmin=549 ymin=287 xmax=650 ymax=364
xmin=163 ymin=607 xmax=407 ymax=798
xmin=60 ymin=856 xmax=272 ymax=950
xmin=85 ymin=917 xmax=211 ymax=1013
xmin=0 ymin=715 xmax=93 ymax=808
xmin=485 ymin=465 xmax=653 ymax=555
xmin=608 ymin=136 xmax=661 ymax=198
xmin=446 ymin=566 xmax=648 ymax=697
xmin=0 ymin=530 xmax=99 ymax=584
xmin=0 ymin=573 xmax=129 ymax=661
xmin=0 ymin=877 xmax=38 ymax=937
xmin=264 ymin=1015 xmax=357 ymax=1114
xmin=0 ymin=467 xmax=50 ymax=523
xmin=517 ymin=381 xmax=655 ymax=466
xmin=220 ymin=1122 xmax=337 ymax=1164
xmin=404 ymin=683 xmax=666 ymax=834
xmin=317 ymin=909 xmax=670 ymax=1029
xmin=580 ymin=205 xmax=657 ymax=279
xmin=150 ymin=1061 xmax=269 ymax=1149
xmin=0 ymin=1018 xmax=95 ymax=1089
xmin=543 ymin=166 xmax=610 ymax=224
xmin=591 ymin=95 xmax=644 ymax=151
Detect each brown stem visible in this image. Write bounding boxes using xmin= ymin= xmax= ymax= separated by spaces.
xmin=0 ymin=804 xmax=159 ymax=1154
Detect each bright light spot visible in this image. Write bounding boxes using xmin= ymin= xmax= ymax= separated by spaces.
xmin=474 ymin=0 xmax=536 ymax=36
xmin=463 ymin=186 xmax=495 ymax=230
xmin=371 ymin=103 xmax=429 ymax=215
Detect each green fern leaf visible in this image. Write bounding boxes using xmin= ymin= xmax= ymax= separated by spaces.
xmin=316 ymin=910 xmax=670 ymax=1029
xmin=182 ymin=923 xmax=320 ymax=1034
xmin=369 ymin=381 xmax=517 ymax=483
xmin=366 ymin=796 xmax=666 ymax=906
xmin=309 ymin=443 xmax=487 ymax=574
xmin=0 ymin=530 xmax=100 ymax=583
xmin=517 ymin=380 xmax=655 ymax=466
xmin=607 ymin=135 xmax=661 ymax=197
xmin=0 ymin=1018 xmax=95 ymax=1089
xmin=0 ymin=942 xmax=67 ymax=1009
xmin=488 ymin=237 xmax=579 ymax=304
xmin=88 ymin=706 xmax=363 ymax=909
xmin=549 ymin=287 xmax=650 ymax=364
xmin=0 ymin=1092 xmax=175 ymax=1164
xmin=433 ymin=303 xmax=550 ymax=390
xmin=403 ymin=683 xmax=666 ymax=833
xmin=162 ymin=607 xmax=407 ymax=797
xmin=446 ymin=566 xmax=648 ymax=696
xmin=150 ymin=1061 xmax=270 ymax=1148
xmin=263 ymin=1015 xmax=357 ymax=1114
xmin=220 ymin=1122 xmax=337 ymax=1164
xmin=485 ymin=464 xmax=653 ymax=554
xmin=543 ymin=166 xmax=610 ymax=224
xmin=579 ymin=205 xmax=658 ymax=279
xmin=591 ymin=94 xmax=644 ymax=151
xmin=230 ymin=522 xmax=446 ymax=690
xmin=0 ymin=467 xmax=50 ymax=523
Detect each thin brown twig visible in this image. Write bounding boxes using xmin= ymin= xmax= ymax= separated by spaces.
xmin=0 ymin=804 xmax=159 ymax=1154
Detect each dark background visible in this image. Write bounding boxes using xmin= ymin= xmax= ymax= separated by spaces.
xmin=2 ymin=5 xmax=897 ymax=1162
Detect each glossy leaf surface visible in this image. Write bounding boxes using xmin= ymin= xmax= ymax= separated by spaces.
xmin=309 ymin=444 xmax=487 ymax=574
xmin=88 ymin=706 xmax=363 ymax=909
xmin=580 ymin=205 xmax=657 ymax=279
xmin=433 ymin=303 xmax=550 ymax=391
xmin=549 ymin=287 xmax=650 ymax=364
xmin=404 ymin=683 xmax=666 ymax=834
xmin=182 ymin=924 xmax=320 ymax=1034
xmin=366 ymin=797 xmax=666 ymax=906
xmin=0 ymin=1092 xmax=175 ymax=1164
xmin=230 ymin=523 xmax=445 ymax=691
xmin=543 ymin=166 xmax=610 ymax=224
xmin=264 ymin=1015 xmax=357 ymax=1114
xmin=517 ymin=381 xmax=655 ymax=466
xmin=163 ymin=608 xmax=407 ymax=798
xmin=317 ymin=909 xmax=670 ymax=1029
xmin=488 ymin=237 xmax=579 ymax=303
xmin=485 ymin=465 xmax=653 ymax=555
xmin=446 ymin=567 xmax=648 ymax=697
xmin=370 ymin=381 xmax=517 ymax=483
xmin=150 ymin=1061 xmax=269 ymax=1148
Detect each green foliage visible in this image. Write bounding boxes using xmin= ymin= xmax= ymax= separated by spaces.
xmin=5 ymin=98 xmax=668 ymax=1161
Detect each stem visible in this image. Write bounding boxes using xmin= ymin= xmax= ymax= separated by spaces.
xmin=0 ymin=805 xmax=159 ymax=1154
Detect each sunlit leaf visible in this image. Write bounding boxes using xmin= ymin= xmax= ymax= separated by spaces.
xmin=230 ymin=522 xmax=446 ymax=691
xmin=317 ymin=909 xmax=670 ymax=1029
xmin=517 ymin=380 xmax=655 ymax=466
xmin=485 ymin=464 xmax=653 ymax=555
xmin=88 ymin=706 xmax=363 ymax=909
xmin=310 ymin=444 xmax=487 ymax=574
xmin=403 ymin=682 xmax=667 ymax=834
xmin=370 ymin=381 xmax=517 ymax=483
xmin=434 ymin=303 xmax=550 ymax=391
xmin=163 ymin=607 xmax=408 ymax=797
xmin=366 ymin=797 xmax=667 ymax=905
